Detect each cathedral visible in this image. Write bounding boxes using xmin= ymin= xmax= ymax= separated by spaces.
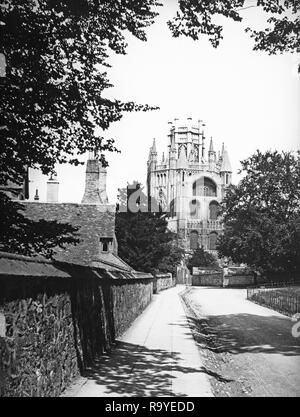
xmin=147 ymin=118 xmax=232 ymax=252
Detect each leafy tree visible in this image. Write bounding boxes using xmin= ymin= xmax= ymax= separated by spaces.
xmin=168 ymin=0 xmax=300 ymax=70
xmin=0 ymin=0 xmax=160 ymax=187
xmin=115 ymin=182 xmax=184 ymax=274
xmin=157 ymin=239 xmax=186 ymax=276
xmin=0 ymin=0 xmax=160 ymax=255
xmin=187 ymin=247 xmax=219 ymax=273
xmin=217 ymin=150 xmax=300 ymax=276
xmin=0 ymin=192 xmax=79 ymax=257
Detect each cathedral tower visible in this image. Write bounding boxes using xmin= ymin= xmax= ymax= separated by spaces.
xmin=147 ymin=118 xmax=232 ymax=252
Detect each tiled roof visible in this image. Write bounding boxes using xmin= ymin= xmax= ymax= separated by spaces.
xmin=22 ymin=202 xmax=117 ymax=266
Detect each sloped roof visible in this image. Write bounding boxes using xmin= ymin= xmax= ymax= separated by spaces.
xmin=0 ymin=252 xmax=153 ymax=282
xmin=91 ymin=253 xmax=133 ymax=272
xmin=23 ymin=202 xmax=117 ymax=267
xmin=0 ymin=252 xmax=70 ymax=278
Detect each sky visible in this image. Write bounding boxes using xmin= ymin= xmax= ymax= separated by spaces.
xmin=29 ymin=1 xmax=300 ymax=203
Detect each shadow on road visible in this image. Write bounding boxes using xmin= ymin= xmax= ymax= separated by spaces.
xmin=185 ymin=313 xmax=300 ymax=356
xmin=81 ymin=340 xmax=226 ymax=396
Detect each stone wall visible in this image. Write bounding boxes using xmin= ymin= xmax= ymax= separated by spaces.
xmin=0 ymin=276 xmax=79 ymax=397
xmin=192 ymin=273 xmax=223 ymax=287
xmin=110 ymin=280 xmax=153 ymax=338
xmin=153 ymin=273 xmax=175 ymax=294
xmin=0 ymin=253 xmax=153 ymax=397
xmin=225 ymin=274 xmax=255 ymax=287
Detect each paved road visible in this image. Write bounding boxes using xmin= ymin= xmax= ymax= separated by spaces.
xmin=185 ymin=288 xmax=300 ymax=397
xmin=63 ymin=286 xmax=212 ymax=397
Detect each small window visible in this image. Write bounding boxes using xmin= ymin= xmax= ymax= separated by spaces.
xmin=100 ymin=237 xmax=113 ymax=252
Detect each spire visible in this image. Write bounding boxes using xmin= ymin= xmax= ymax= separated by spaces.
xmin=221 ymin=142 xmax=225 ymax=156
xmin=208 ymin=137 xmax=216 ymax=162
xmin=177 ymin=146 xmax=188 ymax=169
xmin=220 ymin=147 xmax=232 ymax=172
xmin=152 ymin=138 xmax=157 ymax=154
xmin=209 ymin=137 xmax=214 ymax=153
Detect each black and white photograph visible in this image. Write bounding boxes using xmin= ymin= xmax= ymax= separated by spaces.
xmin=0 ymin=0 xmax=299 ymax=402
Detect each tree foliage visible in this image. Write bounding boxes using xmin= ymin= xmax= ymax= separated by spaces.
xmin=187 ymin=247 xmax=219 ymax=273
xmin=0 ymin=0 xmax=160 ymax=187
xmin=0 ymin=0 xmax=160 ymax=257
xmin=217 ymin=150 xmax=300 ymax=275
xmin=115 ymin=182 xmax=184 ymax=274
xmin=168 ymin=0 xmax=300 ymax=69
xmin=0 ymin=192 xmax=79 ymax=257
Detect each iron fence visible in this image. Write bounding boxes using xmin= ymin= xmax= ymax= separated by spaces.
xmin=247 ymin=285 xmax=300 ymax=316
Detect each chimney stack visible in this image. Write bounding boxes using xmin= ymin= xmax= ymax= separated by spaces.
xmin=81 ymin=155 xmax=109 ymax=205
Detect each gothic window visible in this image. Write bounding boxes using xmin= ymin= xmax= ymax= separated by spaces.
xmin=158 ymin=188 xmax=167 ymax=212
xmin=190 ymin=199 xmax=200 ymax=219
xmin=209 ymin=201 xmax=219 ymax=220
xmin=190 ymin=230 xmax=199 ymax=250
xmin=194 ymin=145 xmax=199 ymax=162
xmin=178 ymin=144 xmax=187 ymax=158
xmin=170 ymin=198 xmax=176 ymax=217
xmin=193 ymin=177 xmax=217 ymax=197
xmin=209 ymin=232 xmax=218 ymax=251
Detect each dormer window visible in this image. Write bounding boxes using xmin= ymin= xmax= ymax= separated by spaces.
xmin=100 ymin=237 xmax=113 ymax=252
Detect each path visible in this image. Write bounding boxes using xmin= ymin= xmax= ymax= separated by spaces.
xmin=63 ymin=286 xmax=213 ymax=397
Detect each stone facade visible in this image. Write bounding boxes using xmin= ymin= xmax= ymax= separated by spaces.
xmin=147 ymin=118 xmax=232 ymax=252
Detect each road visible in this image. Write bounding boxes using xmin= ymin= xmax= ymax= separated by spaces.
xmin=183 ymin=287 xmax=300 ymax=397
